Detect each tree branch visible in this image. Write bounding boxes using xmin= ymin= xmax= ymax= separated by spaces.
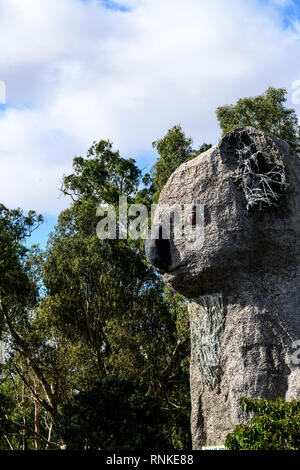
xmin=0 ymin=299 xmax=55 ymax=415
xmin=7 ymin=417 xmax=62 ymax=449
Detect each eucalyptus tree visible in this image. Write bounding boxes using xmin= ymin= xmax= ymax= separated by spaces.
xmin=217 ymin=87 xmax=300 ymax=151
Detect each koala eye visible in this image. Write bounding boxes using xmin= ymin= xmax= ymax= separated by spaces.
xmin=186 ymin=211 xmax=197 ymax=227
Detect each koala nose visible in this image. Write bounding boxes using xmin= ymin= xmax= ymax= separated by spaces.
xmin=145 ymin=225 xmax=172 ymax=274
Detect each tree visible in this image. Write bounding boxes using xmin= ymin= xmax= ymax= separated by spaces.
xmin=0 ymin=204 xmax=43 ymax=308
xmin=57 ymin=375 xmax=171 ymax=450
xmin=0 ymin=206 xmax=62 ymax=449
xmin=40 ymin=139 xmax=192 ymax=449
xmin=62 ymin=139 xmax=142 ymax=205
xmin=216 ymin=87 xmax=300 ymax=151
xmin=151 ymin=125 xmax=211 ymax=201
xmin=0 ymin=136 xmax=192 ymax=450
xmin=225 ymin=397 xmax=300 ymax=450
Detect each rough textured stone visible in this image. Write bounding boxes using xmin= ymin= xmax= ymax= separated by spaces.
xmin=189 ymin=294 xmax=224 ymax=391
xmin=145 ymin=126 xmax=300 ymax=449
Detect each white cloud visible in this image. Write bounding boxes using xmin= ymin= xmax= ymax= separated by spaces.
xmin=0 ymin=0 xmax=300 ymax=214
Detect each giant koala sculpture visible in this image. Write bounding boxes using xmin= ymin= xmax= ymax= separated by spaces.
xmin=145 ymin=126 xmax=300 ymax=449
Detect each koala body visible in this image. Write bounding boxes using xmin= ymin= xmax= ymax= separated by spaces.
xmin=146 ymin=127 xmax=300 ymax=448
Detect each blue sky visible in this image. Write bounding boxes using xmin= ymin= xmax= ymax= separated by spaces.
xmin=262 ymin=0 xmax=300 ymax=26
xmin=0 ymin=0 xmax=300 ymax=248
xmin=26 ymin=214 xmax=58 ymax=250
xmin=88 ymin=0 xmax=131 ymax=12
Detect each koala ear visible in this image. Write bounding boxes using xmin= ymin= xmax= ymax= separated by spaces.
xmin=220 ymin=126 xmax=287 ymax=212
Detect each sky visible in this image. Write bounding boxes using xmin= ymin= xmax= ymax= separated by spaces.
xmin=0 ymin=0 xmax=300 ymax=247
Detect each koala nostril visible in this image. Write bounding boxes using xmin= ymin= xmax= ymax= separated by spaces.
xmin=145 ymin=225 xmax=172 ymax=274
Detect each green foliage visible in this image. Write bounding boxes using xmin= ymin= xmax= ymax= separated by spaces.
xmin=0 ymin=390 xmax=12 ymax=438
xmin=35 ymin=139 xmax=191 ymax=449
xmin=216 ymin=87 xmax=300 ymax=151
xmin=41 ymin=200 xmax=180 ymax=383
xmin=151 ymin=125 xmax=211 ymax=201
xmin=62 ymin=140 xmax=142 ymax=204
xmin=0 ymin=204 xmax=43 ymax=305
xmin=195 ymin=142 xmax=213 ymax=155
xmin=58 ymin=375 xmax=171 ymax=450
xmin=225 ymin=397 xmax=300 ymax=450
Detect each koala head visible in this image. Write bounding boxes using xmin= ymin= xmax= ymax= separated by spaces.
xmin=145 ymin=126 xmax=300 ymax=298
